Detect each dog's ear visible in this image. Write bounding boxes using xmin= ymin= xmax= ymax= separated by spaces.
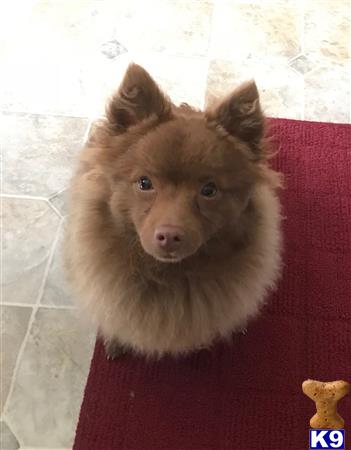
xmin=106 ymin=63 xmax=172 ymax=131
xmin=206 ymin=81 xmax=264 ymax=146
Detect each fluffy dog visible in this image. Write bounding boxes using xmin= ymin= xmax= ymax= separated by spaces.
xmin=65 ymin=63 xmax=282 ymax=358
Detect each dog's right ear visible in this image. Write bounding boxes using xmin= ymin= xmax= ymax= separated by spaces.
xmin=106 ymin=63 xmax=172 ymax=132
xmin=205 ymin=81 xmax=265 ymax=150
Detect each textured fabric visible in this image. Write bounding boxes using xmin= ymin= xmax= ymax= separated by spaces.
xmin=74 ymin=119 xmax=351 ymax=450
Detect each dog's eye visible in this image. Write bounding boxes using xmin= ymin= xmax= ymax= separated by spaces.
xmin=137 ymin=176 xmax=153 ymax=191
xmin=200 ymin=182 xmax=218 ymax=198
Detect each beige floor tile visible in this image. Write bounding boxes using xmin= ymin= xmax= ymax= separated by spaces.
xmin=0 ymin=421 xmax=19 ymax=449
xmin=49 ymin=189 xmax=69 ymax=217
xmin=1 ymin=306 xmax=32 ymax=413
xmin=304 ymin=0 xmax=350 ymax=65
xmin=304 ymin=63 xmax=350 ymax=123
xmin=41 ymin=223 xmax=73 ymax=307
xmin=133 ymin=53 xmax=209 ymax=108
xmin=5 ymin=308 xmax=95 ymax=449
xmin=2 ymin=113 xmax=88 ymax=197
xmin=206 ymin=58 xmax=303 ymax=120
xmin=99 ymin=0 xmax=214 ymax=57
xmin=2 ymin=198 xmax=60 ymax=305
xmin=210 ymin=1 xmax=301 ymax=62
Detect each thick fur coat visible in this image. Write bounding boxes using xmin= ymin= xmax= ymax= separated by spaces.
xmin=65 ymin=64 xmax=282 ymax=358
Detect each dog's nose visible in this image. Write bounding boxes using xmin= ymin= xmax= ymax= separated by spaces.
xmin=154 ymin=226 xmax=185 ymax=253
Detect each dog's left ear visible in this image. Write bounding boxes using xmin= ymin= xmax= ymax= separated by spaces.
xmin=206 ymin=81 xmax=264 ymax=147
xmin=106 ymin=63 xmax=172 ymax=132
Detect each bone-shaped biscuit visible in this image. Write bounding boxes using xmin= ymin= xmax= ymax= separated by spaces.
xmin=302 ymin=379 xmax=350 ymax=429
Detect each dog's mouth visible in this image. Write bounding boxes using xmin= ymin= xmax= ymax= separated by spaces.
xmin=144 ymin=246 xmax=197 ymax=264
xmin=152 ymin=253 xmax=184 ymax=264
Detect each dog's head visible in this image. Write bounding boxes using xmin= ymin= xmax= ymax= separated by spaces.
xmin=94 ymin=64 xmax=275 ymax=263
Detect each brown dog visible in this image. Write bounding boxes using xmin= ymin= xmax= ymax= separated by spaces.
xmin=65 ymin=63 xmax=282 ymax=358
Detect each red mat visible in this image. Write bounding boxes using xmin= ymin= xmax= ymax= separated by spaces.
xmin=74 ymin=119 xmax=351 ymax=450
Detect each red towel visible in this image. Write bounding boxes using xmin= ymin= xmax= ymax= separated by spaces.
xmin=73 ymin=119 xmax=351 ymax=450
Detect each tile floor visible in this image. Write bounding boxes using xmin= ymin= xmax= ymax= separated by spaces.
xmin=1 ymin=1 xmax=350 ymax=448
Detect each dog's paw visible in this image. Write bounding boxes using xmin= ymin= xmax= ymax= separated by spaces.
xmin=104 ymin=339 xmax=128 ymax=360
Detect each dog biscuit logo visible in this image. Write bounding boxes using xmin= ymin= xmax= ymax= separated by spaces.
xmin=302 ymin=379 xmax=350 ymax=449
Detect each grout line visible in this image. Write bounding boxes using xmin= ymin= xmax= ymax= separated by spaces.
xmin=1 ymin=301 xmax=76 ymax=310
xmin=1 ymin=193 xmax=48 ymax=201
xmin=1 ymin=108 xmax=91 ymax=120
xmin=2 ymin=306 xmax=36 ymax=420
xmin=2 ymin=217 xmax=63 ymax=418
xmin=47 ymin=199 xmax=64 ymax=219
xmin=82 ymin=120 xmax=93 ymax=145
xmin=46 ymin=120 xmax=94 ymax=217
xmin=2 ymin=193 xmax=67 ymax=221
xmin=4 ymin=120 xmax=94 ymax=221
xmin=2 ymin=194 xmax=65 ymax=220
xmin=48 ymin=187 xmax=67 ymax=201
xmin=35 ymin=218 xmax=64 ymax=307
